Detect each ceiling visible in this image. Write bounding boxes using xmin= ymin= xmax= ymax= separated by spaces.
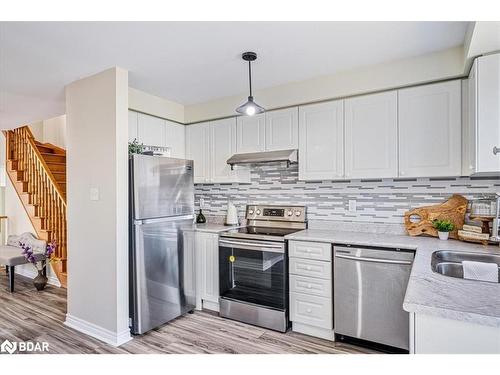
xmin=0 ymin=21 xmax=469 ymax=128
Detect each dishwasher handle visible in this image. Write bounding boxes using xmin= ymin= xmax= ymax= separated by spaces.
xmin=335 ymin=253 xmax=413 ymax=265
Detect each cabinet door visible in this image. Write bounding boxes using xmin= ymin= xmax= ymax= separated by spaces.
xmin=236 ymin=113 xmax=266 ymax=153
xmin=265 ymin=107 xmax=299 ymax=151
xmin=345 ymin=91 xmax=398 ymax=178
xmin=196 ymin=233 xmax=219 ymax=305
xmin=398 ymin=80 xmax=461 ymax=177
xmin=185 ymin=122 xmax=211 ymax=183
xmin=165 ymin=119 xmax=186 ymax=159
xmin=210 ymin=118 xmax=247 ymax=183
xmin=137 ymin=113 xmax=167 ymax=147
xmin=182 ymin=231 xmax=196 ymax=306
xmin=128 ymin=110 xmax=138 ymax=142
xmin=462 ymin=75 xmax=476 ymax=176
xmin=477 ymin=54 xmax=500 ymax=173
xmin=298 ymin=100 xmax=344 ymax=180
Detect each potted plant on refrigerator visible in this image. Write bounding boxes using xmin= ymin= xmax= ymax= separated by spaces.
xmin=432 ymin=219 xmax=455 ymax=241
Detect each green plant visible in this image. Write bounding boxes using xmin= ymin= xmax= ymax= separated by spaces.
xmin=128 ymin=139 xmax=145 ymax=155
xmin=432 ymin=219 xmax=455 ymax=232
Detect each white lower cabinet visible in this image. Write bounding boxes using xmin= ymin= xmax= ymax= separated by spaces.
xmin=195 ymin=232 xmax=219 ymax=312
xmin=412 ymin=313 xmax=500 ymax=354
xmin=289 ymin=240 xmax=334 ymax=341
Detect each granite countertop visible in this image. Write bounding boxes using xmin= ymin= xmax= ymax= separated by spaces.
xmin=189 ymin=223 xmax=240 ymax=233
xmin=285 ymin=229 xmax=500 ymax=327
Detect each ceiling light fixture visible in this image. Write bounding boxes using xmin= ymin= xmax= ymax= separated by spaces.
xmin=235 ymin=52 xmax=265 ymax=116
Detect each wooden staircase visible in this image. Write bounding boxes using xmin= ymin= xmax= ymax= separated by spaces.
xmin=4 ymin=126 xmax=67 ymax=287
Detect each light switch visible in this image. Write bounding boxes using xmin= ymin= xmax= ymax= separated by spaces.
xmin=90 ymin=187 xmax=100 ymax=201
xmin=348 ymin=200 xmax=357 ymax=213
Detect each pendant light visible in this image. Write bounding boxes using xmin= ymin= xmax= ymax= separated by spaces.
xmin=235 ymin=51 xmax=265 ymax=116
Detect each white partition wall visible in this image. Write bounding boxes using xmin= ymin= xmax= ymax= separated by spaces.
xmin=65 ymin=67 xmax=131 ymax=346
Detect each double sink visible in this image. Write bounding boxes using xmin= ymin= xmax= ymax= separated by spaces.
xmin=431 ymin=250 xmax=500 ymax=283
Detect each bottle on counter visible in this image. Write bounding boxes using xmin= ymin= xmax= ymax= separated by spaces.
xmin=196 ymin=209 xmax=206 ymax=224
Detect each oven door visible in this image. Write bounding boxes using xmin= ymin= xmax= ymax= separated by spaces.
xmin=218 ymin=238 xmax=287 ymax=311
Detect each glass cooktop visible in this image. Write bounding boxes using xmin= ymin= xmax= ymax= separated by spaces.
xmin=220 ymin=226 xmax=302 ymax=242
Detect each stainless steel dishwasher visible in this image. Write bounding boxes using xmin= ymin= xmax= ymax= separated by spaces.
xmin=334 ymin=245 xmax=414 ymax=350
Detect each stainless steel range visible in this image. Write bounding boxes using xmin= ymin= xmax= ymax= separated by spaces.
xmin=218 ymin=205 xmax=307 ymax=332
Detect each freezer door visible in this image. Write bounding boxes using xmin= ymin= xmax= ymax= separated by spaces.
xmin=130 ymin=216 xmax=195 ymax=334
xmin=131 ymin=154 xmax=194 ymax=220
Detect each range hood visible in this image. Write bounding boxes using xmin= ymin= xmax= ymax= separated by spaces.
xmin=227 ymin=149 xmax=298 ymax=170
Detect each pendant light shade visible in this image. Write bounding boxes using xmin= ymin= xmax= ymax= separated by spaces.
xmin=235 ymin=52 xmax=265 ymax=116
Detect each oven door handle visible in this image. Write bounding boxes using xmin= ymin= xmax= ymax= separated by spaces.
xmin=219 ymin=239 xmax=285 ymax=253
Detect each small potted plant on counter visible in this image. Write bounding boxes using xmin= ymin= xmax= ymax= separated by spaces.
xmin=433 ymin=219 xmax=455 ymax=241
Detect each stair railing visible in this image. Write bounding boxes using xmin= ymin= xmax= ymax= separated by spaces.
xmin=6 ymin=126 xmax=67 ymax=267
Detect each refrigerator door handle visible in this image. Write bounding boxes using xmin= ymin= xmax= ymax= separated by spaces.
xmin=134 ymin=215 xmax=194 ymax=225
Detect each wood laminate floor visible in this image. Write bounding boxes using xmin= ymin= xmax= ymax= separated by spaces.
xmin=0 ymin=273 xmax=378 ymax=354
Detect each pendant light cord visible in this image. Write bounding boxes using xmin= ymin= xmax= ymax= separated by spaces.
xmin=248 ymin=61 xmax=253 ymax=97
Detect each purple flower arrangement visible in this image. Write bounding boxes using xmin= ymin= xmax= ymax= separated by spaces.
xmin=20 ymin=241 xmax=57 ymax=271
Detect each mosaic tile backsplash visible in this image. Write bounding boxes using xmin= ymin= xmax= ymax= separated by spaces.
xmin=195 ymin=162 xmax=500 ymax=225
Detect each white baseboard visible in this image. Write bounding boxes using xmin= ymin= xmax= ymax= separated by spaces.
xmin=14 ymin=266 xmax=61 ymax=288
xmin=64 ymin=314 xmax=132 ymax=347
xmin=292 ymin=322 xmax=335 ymax=341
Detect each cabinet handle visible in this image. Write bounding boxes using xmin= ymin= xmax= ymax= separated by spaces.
xmin=307 ymin=284 xmax=312 ymax=289
xmin=306 ymin=308 xmax=312 ymax=313
xmin=494 ymin=146 xmax=500 ymax=155
xmin=306 ymin=266 xmax=312 ymax=271
xmin=400 ymin=171 xmax=405 ymax=176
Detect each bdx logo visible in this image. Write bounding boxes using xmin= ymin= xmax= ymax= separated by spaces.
xmin=1 ymin=339 xmax=49 ymax=354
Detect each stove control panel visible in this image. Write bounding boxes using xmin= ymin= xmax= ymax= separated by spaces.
xmin=245 ymin=205 xmax=306 ymax=222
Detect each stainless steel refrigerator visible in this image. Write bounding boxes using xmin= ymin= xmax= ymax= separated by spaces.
xmin=129 ymin=154 xmax=196 ymax=335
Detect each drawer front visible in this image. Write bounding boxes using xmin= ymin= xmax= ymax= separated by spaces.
xmin=290 ymin=292 xmax=332 ymax=329
xmin=290 ymin=275 xmax=331 ymax=298
xmin=289 ymin=241 xmax=332 ymax=261
xmin=289 ymin=258 xmax=332 ymax=280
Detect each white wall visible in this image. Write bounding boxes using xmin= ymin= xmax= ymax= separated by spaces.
xmin=129 ymin=87 xmax=184 ymax=123
xmin=184 ymin=46 xmax=465 ymax=123
xmin=65 ymin=67 xmax=130 ymax=346
xmin=43 ymin=115 xmax=67 ymax=148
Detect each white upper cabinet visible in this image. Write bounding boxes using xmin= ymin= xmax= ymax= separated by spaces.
xmin=186 ymin=122 xmax=211 ymax=183
xmin=299 ymin=100 xmax=344 ymax=180
xmin=236 ymin=113 xmax=266 ymax=153
xmin=165 ymin=119 xmax=186 ymax=159
xmin=473 ymin=54 xmax=500 ymax=174
xmin=265 ymin=107 xmax=299 ymax=151
xmin=137 ymin=113 xmax=167 ymax=148
xmin=345 ymin=91 xmax=398 ymax=179
xmin=398 ymin=80 xmax=462 ymax=177
xmin=211 ymin=118 xmax=249 ymax=183
xmin=186 ymin=119 xmax=250 ymax=184
xmin=462 ymin=77 xmax=475 ymax=176
xmin=128 ymin=110 xmax=138 ymax=142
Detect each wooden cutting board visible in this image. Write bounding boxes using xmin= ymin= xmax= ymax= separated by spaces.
xmin=404 ymin=194 xmax=468 ymax=239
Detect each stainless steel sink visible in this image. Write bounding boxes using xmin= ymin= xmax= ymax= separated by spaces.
xmin=431 ymin=250 xmax=500 ymax=283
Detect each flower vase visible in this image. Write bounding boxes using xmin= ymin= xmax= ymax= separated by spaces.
xmin=438 ymin=231 xmax=449 ymax=241
xmin=33 ymin=270 xmax=48 ymax=291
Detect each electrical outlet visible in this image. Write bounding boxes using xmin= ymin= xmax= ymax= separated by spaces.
xmin=348 ymin=200 xmax=357 ymax=213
